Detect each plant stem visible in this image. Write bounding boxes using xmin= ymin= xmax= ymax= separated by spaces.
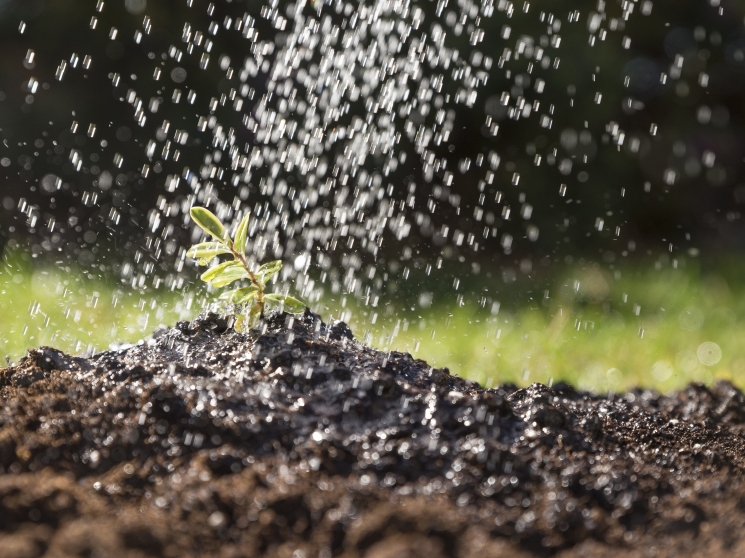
xmin=227 ymin=243 xmax=265 ymax=317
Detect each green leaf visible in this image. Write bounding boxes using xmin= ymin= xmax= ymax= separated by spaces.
xmin=256 ymin=260 xmax=282 ymax=285
xmin=208 ymin=266 xmax=249 ymax=288
xmin=233 ymin=212 xmax=250 ymax=255
xmin=186 ymin=242 xmax=231 ymax=264
xmin=190 ymin=207 xmax=226 ymax=240
xmin=200 ymin=260 xmax=243 ymax=282
xmin=280 ymin=295 xmax=305 ymax=313
xmin=219 ymin=286 xmax=259 ymax=304
xmin=248 ymin=303 xmax=263 ymax=327
xmin=257 ymin=260 xmax=283 ymax=275
xmin=264 ymin=293 xmax=305 ymax=313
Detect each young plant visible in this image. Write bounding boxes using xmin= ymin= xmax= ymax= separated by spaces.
xmin=186 ymin=206 xmax=305 ymax=330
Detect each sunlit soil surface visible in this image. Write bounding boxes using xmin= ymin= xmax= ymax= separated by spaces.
xmin=2 ymin=256 xmax=743 ymax=392
xmin=4 ymin=309 xmax=745 ymax=556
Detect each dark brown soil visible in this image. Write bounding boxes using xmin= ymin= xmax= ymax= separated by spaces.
xmin=2 ymin=310 xmax=745 ymax=557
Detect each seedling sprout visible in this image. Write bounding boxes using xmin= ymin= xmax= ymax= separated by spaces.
xmin=187 ymin=206 xmax=305 ymax=330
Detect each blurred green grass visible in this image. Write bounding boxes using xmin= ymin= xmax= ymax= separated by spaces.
xmin=355 ymin=263 xmax=745 ymax=393
xmin=0 ymin=256 xmax=201 ymax=359
xmin=2 ymin=252 xmax=745 ymax=392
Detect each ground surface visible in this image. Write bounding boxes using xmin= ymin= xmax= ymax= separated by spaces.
xmin=2 ymin=310 xmax=745 ymax=557
xmin=5 ymin=259 xmax=745 ymax=393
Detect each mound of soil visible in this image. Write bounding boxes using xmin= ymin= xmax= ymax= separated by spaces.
xmin=2 ymin=310 xmax=745 ymax=557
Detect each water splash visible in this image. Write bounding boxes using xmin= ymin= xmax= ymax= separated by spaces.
xmin=0 ymin=0 xmax=742 ymax=359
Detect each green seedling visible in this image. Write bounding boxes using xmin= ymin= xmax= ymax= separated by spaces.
xmin=187 ymin=206 xmax=305 ymax=331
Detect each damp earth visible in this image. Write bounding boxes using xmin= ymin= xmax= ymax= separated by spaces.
xmin=3 ymin=312 xmax=745 ymax=557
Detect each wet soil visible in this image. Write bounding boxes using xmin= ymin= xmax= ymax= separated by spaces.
xmin=3 ymin=310 xmax=745 ymax=557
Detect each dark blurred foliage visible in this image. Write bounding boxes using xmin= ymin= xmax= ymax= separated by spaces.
xmin=0 ymin=0 xmax=264 ymax=267
xmin=1 ymin=0 xmax=745 ymax=275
